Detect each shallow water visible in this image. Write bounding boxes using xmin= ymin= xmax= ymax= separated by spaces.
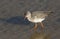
xmin=0 ymin=0 xmax=60 ymax=39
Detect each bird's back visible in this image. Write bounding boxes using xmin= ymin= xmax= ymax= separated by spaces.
xmin=31 ymin=11 xmax=51 ymax=19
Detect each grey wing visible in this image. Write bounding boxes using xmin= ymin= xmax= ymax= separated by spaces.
xmin=32 ymin=13 xmax=48 ymax=18
xmin=32 ymin=11 xmax=51 ymax=18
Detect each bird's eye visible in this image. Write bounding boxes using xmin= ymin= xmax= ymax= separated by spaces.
xmin=24 ymin=13 xmax=26 ymax=16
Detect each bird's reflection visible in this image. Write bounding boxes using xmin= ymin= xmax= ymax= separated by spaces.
xmin=30 ymin=31 xmax=51 ymax=39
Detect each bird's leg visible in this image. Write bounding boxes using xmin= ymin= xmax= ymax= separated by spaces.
xmin=40 ymin=22 xmax=44 ymax=31
xmin=29 ymin=23 xmax=38 ymax=32
xmin=34 ymin=23 xmax=38 ymax=31
xmin=40 ymin=22 xmax=44 ymax=28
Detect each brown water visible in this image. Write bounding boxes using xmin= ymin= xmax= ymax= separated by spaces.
xmin=30 ymin=31 xmax=51 ymax=39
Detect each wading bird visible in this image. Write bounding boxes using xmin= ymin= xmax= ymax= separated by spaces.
xmin=24 ymin=11 xmax=53 ymax=31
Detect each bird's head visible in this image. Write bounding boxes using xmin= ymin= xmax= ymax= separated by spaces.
xmin=24 ymin=11 xmax=31 ymax=19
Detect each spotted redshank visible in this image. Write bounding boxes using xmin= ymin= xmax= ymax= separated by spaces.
xmin=24 ymin=11 xmax=52 ymax=31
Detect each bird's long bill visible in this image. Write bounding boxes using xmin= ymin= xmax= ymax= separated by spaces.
xmin=24 ymin=13 xmax=27 ymax=20
xmin=24 ymin=16 xmax=27 ymax=20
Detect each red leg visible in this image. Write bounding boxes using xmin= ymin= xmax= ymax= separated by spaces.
xmin=40 ymin=22 xmax=44 ymax=31
xmin=30 ymin=23 xmax=38 ymax=32
xmin=40 ymin=22 xmax=44 ymax=28
xmin=34 ymin=23 xmax=38 ymax=31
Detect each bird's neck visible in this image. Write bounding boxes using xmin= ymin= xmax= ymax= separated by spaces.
xmin=27 ymin=15 xmax=33 ymax=22
xmin=27 ymin=15 xmax=31 ymax=20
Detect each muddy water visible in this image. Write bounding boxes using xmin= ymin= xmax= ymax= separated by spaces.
xmin=30 ymin=31 xmax=51 ymax=39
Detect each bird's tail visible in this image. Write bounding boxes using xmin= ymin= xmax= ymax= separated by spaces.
xmin=46 ymin=11 xmax=54 ymax=16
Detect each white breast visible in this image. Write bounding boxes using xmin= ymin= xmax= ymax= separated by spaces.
xmin=33 ymin=18 xmax=45 ymax=23
xmin=27 ymin=16 xmax=45 ymax=23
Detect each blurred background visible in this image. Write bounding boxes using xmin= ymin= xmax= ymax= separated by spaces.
xmin=0 ymin=0 xmax=60 ymax=39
